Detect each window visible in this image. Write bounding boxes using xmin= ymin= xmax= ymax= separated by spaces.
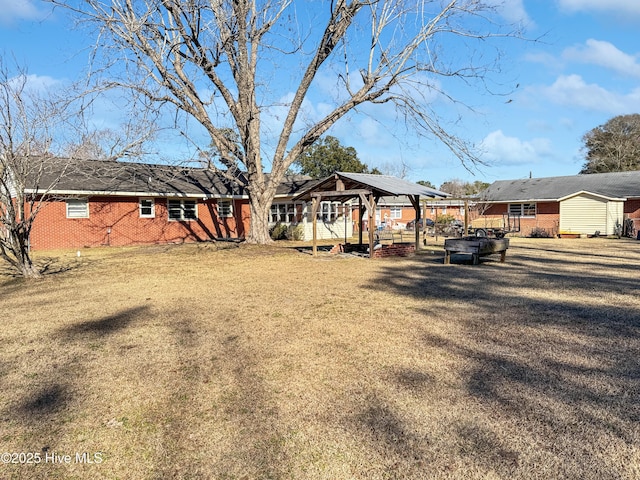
xmin=270 ymin=203 xmax=299 ymax=223
xmin=389 ymin=206 xmax=402 ymax=219
xmin=139 ymin=198 xmax=155 ymax=218
xmin=508 ymin=203 xmax=536 ymax=217
xmin=218 ymin=200 xmax=233 ymax=218
xmin=66 ymin=198 xmax=89 ymax=218
xmin=319 ymin=202 xmax=339 ymax=222
xmin=168 ymin=199 xmax=197 ymax=221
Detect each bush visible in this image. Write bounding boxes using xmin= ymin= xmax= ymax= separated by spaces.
xmin=529 ymin=227 xmax=553 ymax=238
xmin=436 ymin=214 xmax=456 ymax=225
xmin=286 ymin=224 xmax=304 ymax=241
xmin=269 ymin=223 xmax=305 ymax=241
xmin=269 ymin=223 xmax=288 ymax=240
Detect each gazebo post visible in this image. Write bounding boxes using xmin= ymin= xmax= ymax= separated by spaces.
xmin=409 ymin=195 xmax=421 ymax=252
xmin=368 ymin=194 xmax=376 ymax=259
xmin=311 ymin=195 xmax=320 ymax=256
xmin=358 ymin=196 xmax=364 ymax=246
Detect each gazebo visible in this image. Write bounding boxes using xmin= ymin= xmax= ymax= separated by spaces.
xmin=293 ymin=172 xmax=448 ymax=257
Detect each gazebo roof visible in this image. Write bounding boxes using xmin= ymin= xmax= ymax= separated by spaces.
xmin=292 ymin=172 xmax=448 ymax=203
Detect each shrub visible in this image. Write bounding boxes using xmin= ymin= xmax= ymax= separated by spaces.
xmin=269 ymin=223 xmax=304 ymax=241
xmin=269 ymin=223 xmax=288 ymax=240
xmin=286 ymin=224 xmax=304 ymax=241
xmin=436 ymin=214 xmax=456 ymax=224
xmin=529 ymin=227 xmax=553 ymax=238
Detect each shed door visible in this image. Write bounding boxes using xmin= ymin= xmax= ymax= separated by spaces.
xmin=559 ymin=194 xmax=607 ymax=235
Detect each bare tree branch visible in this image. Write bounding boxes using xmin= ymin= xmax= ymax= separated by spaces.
xmin=48 ymin=0 xmax=523 ymax=243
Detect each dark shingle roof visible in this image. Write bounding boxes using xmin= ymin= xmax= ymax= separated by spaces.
xmin=28 ymin=157 xmax=247 ymax=197
xmin=482 ymin=171 xmax=640 ymax=202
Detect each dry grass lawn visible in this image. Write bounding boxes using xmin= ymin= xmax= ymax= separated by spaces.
xmin=1 ymin=237 xmax=639 ymax=479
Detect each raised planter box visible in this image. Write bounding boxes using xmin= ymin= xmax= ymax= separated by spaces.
xmin=330 ymin=242 xmax=415 ymax=258
xmin=444 ymin=236 xmax=509 ymax=265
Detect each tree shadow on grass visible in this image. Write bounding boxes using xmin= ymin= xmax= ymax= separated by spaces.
xmin=146 ymin=315 xmax=289 ymax=479
xmin=347 ymin=241 xmax=640 ymax=478
xmin=2 ymin=306 xmax=150 ymax=455
xmin=58 ymin=305 xmax=149 ymax=339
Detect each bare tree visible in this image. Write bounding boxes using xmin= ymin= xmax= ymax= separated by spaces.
xmin=0 ymin=60 xmax=65 ymax=277
xmin=0 ymin=59 xmax=155 ymax=278
xmin=50 ymin=0 xmax=520 ymax=243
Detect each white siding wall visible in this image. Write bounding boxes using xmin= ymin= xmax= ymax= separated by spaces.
xmin=302 ymin=219 xmax=353 ymax=240
xmin=606 ymin=200 xmax=624 ymax=235
xmin=559 ymin=194 xmax=611 ymax=235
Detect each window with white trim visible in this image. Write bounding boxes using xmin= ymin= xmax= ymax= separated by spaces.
xmin=218 ymin=200 xmax=233 ymax=218
xmin=168 ymin=199 xmax=197 ymax=221
xmin=508 ymin=203 xmax=536 ymax=217
xmin=319 ymin=202 xmax=339 ymax=222
xmin=139 ymin=198 xmax=155 ymax=218
xmin=66 ymin=198 xmax=89 ymax=218
xmin=270 ymin=203 xmax=298 ymax=223
xmin=389 ymin=206 xmax=402 ymax=219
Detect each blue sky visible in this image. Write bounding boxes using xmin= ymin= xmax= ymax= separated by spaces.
xmin=1 ymin=1 xmax=640 ymax=188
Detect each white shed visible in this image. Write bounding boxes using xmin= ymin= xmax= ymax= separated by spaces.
xmin=559 ymin=191 xmax=624 ymax=236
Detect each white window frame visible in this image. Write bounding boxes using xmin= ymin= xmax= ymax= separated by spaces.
xmin=66 ymin=198 xmax=89 ymax=219
xmin=389 ymin=206 xmax=402 ymax=219
xmin=508 ymin=203 xmax=536 ymax=217
xmin=168 ymin=199 xmax=198 ymax=221
xmin=270 ymin=203 xmax=299 ymax=223
xmin=218 ymin=199 xmax=233 ymax=218
xmin=139 ymin=198 xmax=155 ymax=218
xmin=319 ymin=202 xmax=339 ymax=222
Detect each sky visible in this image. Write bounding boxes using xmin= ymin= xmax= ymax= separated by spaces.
xmin=1 ymin=0 xmax=640 ymax=188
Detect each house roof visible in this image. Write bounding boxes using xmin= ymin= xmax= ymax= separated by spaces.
xmin=274 ymin=174 xmax=319 ymax=197
xmin=481 ymin=170 xmax=640 ymax=202
xmin=292 ymin=172 xmax=448 ymax=203
xmin=28 ymin=157 xmax=247 ymax=198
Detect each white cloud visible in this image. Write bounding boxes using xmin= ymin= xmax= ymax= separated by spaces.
xmin=540 ymin=74 xmax=640 ymax=114
xmin=563 ymin=39 xmax=640 ymax=78
xmin=486 ymin=0 xmax=534 ymax=27
xmin=0 ymin=0 xmax=43 ymax=25
xmin=557 ymin=0 xmax=640 ymax=16
xmin=479 ymin=130 xmax=551 ymax=165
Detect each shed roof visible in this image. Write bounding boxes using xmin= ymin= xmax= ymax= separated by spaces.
xmin=481 ymin=170 xmax=640 ymax=202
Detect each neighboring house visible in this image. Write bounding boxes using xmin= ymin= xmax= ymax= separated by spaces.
xmin=479 ymin=171 xmax=640 ymax=236
xmin=351 ymin=194 xmax=453 ymax=231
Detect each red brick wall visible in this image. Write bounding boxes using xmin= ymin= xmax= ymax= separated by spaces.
xmin=29 ymin=196 xmax=250 ymax=250
xmin=624 ymin=198 xmax=640 ymax=234
xmin=353 ymin=205 xmax=475 ymax=228
xmin=482 ymin=202 xmax=559 ymax=236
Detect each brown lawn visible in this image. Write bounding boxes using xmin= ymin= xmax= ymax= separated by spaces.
xmin=0 ymin=237 xmax=639 ymax=479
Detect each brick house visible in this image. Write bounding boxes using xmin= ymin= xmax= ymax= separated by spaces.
xmin=15 ymin=159 xmax=400 ymax=250
xmin=479 ymin=171 xmax=640 ymax=237
xmin=23 ymin=158 xmax=251 ymax=250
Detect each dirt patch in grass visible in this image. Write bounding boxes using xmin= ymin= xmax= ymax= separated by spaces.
xmin=1 ymin=237 xmax=639 ymax=479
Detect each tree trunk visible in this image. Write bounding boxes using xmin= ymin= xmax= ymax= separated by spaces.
xmin=245 ymin=191 xmax=275 ymax=244
xmin=19 ymin=258 xmax=41 ymax=278
xmin=16 ymin=229 xmax=41 ymax=278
